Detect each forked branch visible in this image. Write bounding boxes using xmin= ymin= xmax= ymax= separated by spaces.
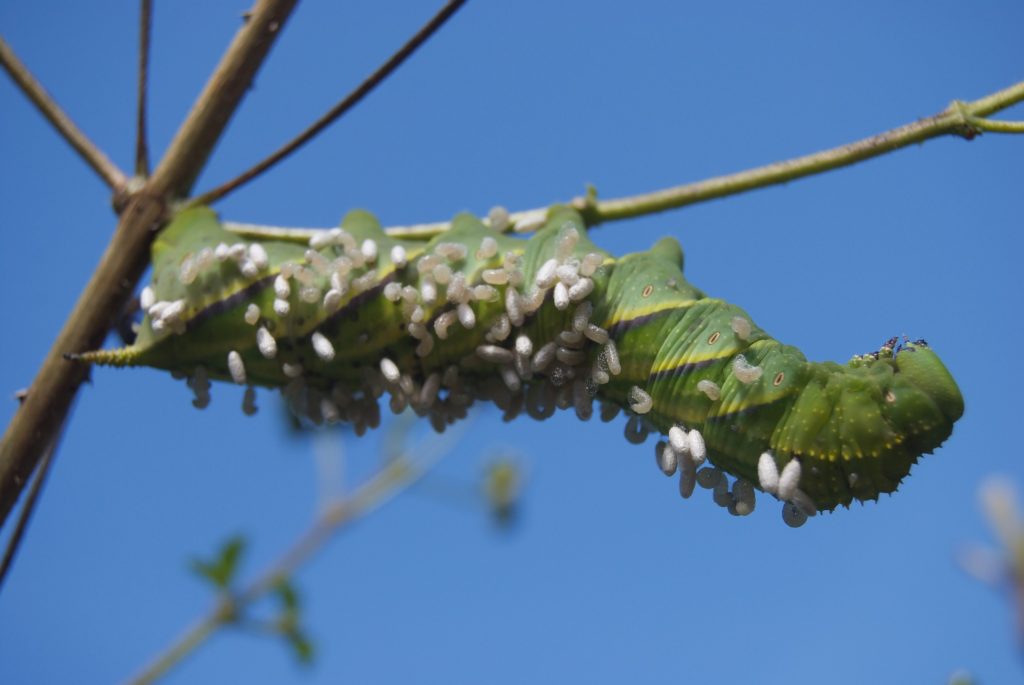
xmin=0 ymin=0 xmax=300 ymax=531
xmin=189 ymin=0 xmax=469 ymax=207
xmin=135 ymin=0 xmax=154 ymax=177
xmin=126 ymin=438 xmax=451 ymax=685
xmin=0 ymin=35 xmax=128 ymax=191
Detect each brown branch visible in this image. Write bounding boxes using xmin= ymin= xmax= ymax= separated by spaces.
xmin=147 ymin=1 xmax=299 ymax=199
xmin=189 ymin=0 xmax=469 ymax=207
xmin=0 ymin=34 xmax=128 ymax=191
xmin=135 ymin=0 xmax=153 ymax=177
xmin=0 ymin=0 xmax=300 ymax=530
xmin=0 ymin=423 xmax=63 ymax=592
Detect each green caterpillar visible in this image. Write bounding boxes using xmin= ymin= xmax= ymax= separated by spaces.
xmin=79 ymin=206 xmax=964 ymax=526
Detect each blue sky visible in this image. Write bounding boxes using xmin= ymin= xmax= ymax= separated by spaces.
xmin=1 ymin=1 xmax=1022 ymax=683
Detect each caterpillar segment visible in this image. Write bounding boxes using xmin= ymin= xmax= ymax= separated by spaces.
xmin=78 ymin=206 xmax=963 ymax=523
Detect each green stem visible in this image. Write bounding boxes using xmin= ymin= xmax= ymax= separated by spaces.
xmin=224 ymin=79 xmax=1024 ymax=241
xmin=123 ymin=434 xmax=455 ymax=685
xmin=570 ymin=83 xmax=1024 ymax=227
xmin=126 ymin=600 xmax=234 ymax=685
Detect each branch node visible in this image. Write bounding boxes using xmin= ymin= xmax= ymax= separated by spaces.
xmin=949 ymin=99 xmax=981 ymax=141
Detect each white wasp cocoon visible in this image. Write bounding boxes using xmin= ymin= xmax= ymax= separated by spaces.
xmin=361 ymin=239 xmax=378 ymax=263
xmin=311 ymin=331 xmax=335 ymax=361
xmin=227 ymin=350 xmax=246 ymax=385
xmin=299 ymin=286 xmax=322 ymax=304
xmin=697 ymin=379 xmax=721 ymax=401
xmin=686 ymin=429 xmax=706 ymax=464
xmin=139 ymin=286 xmax=155 ymax=311
xmin=730 ymin=315 xmax=752 ymax=340
xmin=476 ymin=236 xmax=498 ymax=260
xmin=256 ymin=327 xmax=277 ymax=359
xmin=239 ymin=259 xmax=260 ymax=279
xmin=757 ymin=452 xmax=780 ymax=494
xmin=472 ymin=284 xmax=498 ymax=302
xmin=505 ymin=288 xmax=525 ymax=327
xmin=248 ymin=243 xmax=269 ymax=271
xmin=555 ymin=225 xmax=579 ymax=260
xmin=535 ymin=258 xmax=558 ymax=288
xmin=420 ymin=280 xmax=438 ymax=304
xmin=515 ymin=334 xmax=533 ymax=357
xmin=553 ymin=282 xmax=570 ymax=310
xmin=656 ymin=441 xmax=677 ymax=476
xmin=432 ymin=263 xmax=452 ymax=285
xmin=732 ymin=354 xmax=763 ymax=384
xmin=390 ymin=244 xmax=408 ymax=268
xmin=629 ymin=386 xmax=653 ymax=414
xmin=380 ymin=357 xmax=400 ymax=382
xmin=477 ymin=345 xmax=515 ymax=364
xmin=668 ymin=426 xmax=689 ymax=454
xmin=500 ymin=365 xmax=521 ymax=393
xmin=532 ymin=342 xmax=557 ymax=373
xmin=457 ymin=302 xmax=476 ymax=329
xmin=568 ymin=278 xmax=594 ymax=302
xmin=179 ymin=256 xmax=199 ymax=285
xmin=555 ymin=263 xmax=580 ymax=285
xmin=322 ymin=289 xmax=343 ymax=313
xmin=282 ymin=362 xmax=304 ymax=378
xmin=273 ymin=298 xmax=290 ymax=317
xmin=436 ymin=242 xmax=468 ymax=262
xmin=580 ymin=252 xmax=603 ymax=277
xmin=489 ymin=314 xmax=511 ymax=341
xmin=244 ymin=304 xmax=261 ymax=326
xmin=584 ymin=324 xmax=609 ymax=345
xmin=482 ymin=268 xmax=509 ymax=285
xmin=604 ymin=341 xmax=621 ymax=375
xmin=777 ymin=458 xmax=802 ymax=501
xmin=433 ymin=310 xmax=458 ymax=340
xmin=274 ymin=274 xmax=291 ymax=299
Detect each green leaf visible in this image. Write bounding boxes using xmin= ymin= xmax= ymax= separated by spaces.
xmin=189 ymin=535 xmax=247 ymax=591
xmin=274 ymin=578 xmax=300 ymax=612
xmin=286 ymin=629 xmax=315 ymax=665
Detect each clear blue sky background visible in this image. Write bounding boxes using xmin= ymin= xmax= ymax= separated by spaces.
xmin=2 ymin=1 xmax=1022 ymax=683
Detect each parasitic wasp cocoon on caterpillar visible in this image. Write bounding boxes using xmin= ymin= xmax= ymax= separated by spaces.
xmin=75 ymin=205 xmax=963 ymax=527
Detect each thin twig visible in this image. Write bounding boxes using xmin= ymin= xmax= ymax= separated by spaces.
xmin=0 ymin=0 xmax=299 ymax=530
xmin=969 ymin=117 xmax=1024 ymax=134
xmin=147 ymin=0 xmax=299 ymax=199
xmin=135 ymin=0 xmax=153 ymax=176
xmin=126 ymin=439 xmax=450 ymax=685
xmin=224 ymin=80 xmax=1024 ymax=241
xmin=189 ymin=0 xmax=469 ymax=207
xmin=0 ymin=425 xmax=63 ymax=592
xmin=584 ymin=89 xmax=1024 ymax=226
xmin=0 ymin=35 xmax=128 ymax=191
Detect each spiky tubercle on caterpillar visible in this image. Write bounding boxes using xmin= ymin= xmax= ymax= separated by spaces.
xmin=78 ymin=206 xmax=964 ymax=525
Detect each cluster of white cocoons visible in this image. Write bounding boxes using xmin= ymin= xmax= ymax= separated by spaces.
xmin=756 ymin=451 xmax=818 ymax=527
xmin=654 ymin=424 xmax=757 ymax=517
xmin=147 ymin=218 xmax=815 ymax=527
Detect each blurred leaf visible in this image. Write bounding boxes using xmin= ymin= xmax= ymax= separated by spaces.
xmin=483 ymin=457 xmax=524 ymax=529
xmin=948 ymin=670 xmax=975 ymax=685
xmin=274 ymin=578 xmax=301 ymax=612
xmin=285 ymin=629 xmax=315 ymax=666
xmin=189 ymin=535 xmax=247 ymax=591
